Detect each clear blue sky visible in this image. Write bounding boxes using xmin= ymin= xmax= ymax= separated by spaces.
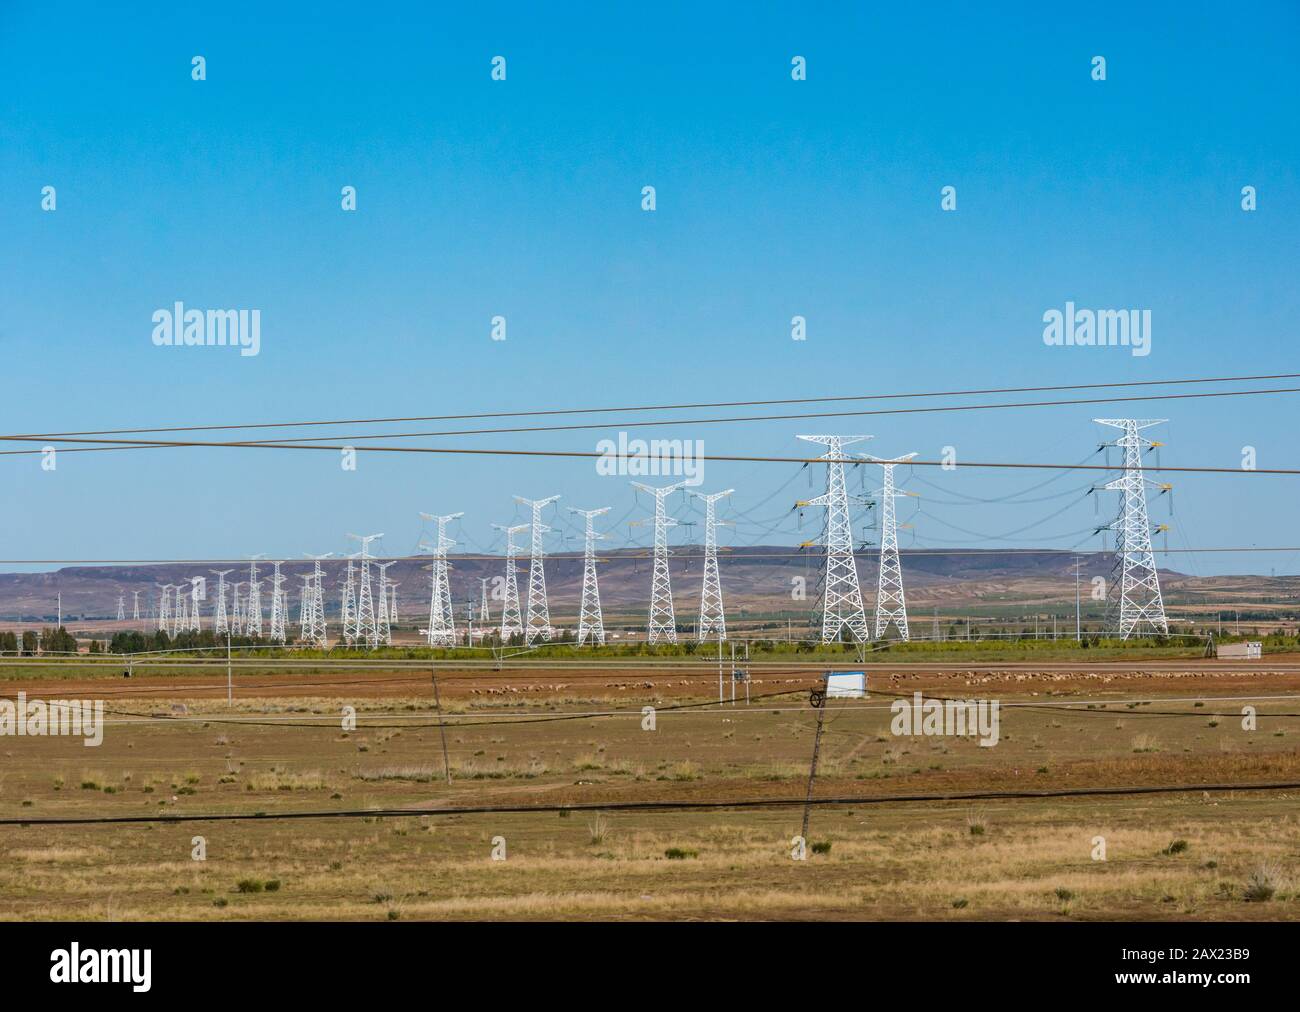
xmin=1 ymin=1 xmax=1297 ymax=576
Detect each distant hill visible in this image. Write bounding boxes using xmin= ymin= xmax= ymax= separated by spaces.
xmin=0 ymin=547 xmax=1200 ymax=623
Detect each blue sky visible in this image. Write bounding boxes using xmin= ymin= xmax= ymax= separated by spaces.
xmin=1 ymin=1 xmax=1297 ymax=576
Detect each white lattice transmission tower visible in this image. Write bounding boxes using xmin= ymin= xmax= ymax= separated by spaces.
xmin=687 ymin=488 xmax=734 ymax=642
xmin=131 ymin=590 xmax=141 ymax=626
xmin=861 ymin=453 xmax=916 ymax=640
xmin=568 ymin=506 xmax=611 ymax=646
xmin=190 ymin=578 xmax=203 ymax=633
xmin=156 ymin=585 xmax=172 ymax=633
xmin=376 ymin=561 xmax=395 ymax=646
xmin=301 ymin=553 xmax=331 ymax=648
xmin=246 ymin=556 xmax=265 ymax=638
xmin=515 ymin=496 xmax=560 ymax=644
xmin=268 ymin=562 xmax=288 ymax=644
xmin=340 ymin=558 xmax=357 ymax=644
xmin=492 ymin=522 xmax=528 ymax=641
xmin=478 ymin=578 xmax=491 ymax=625
xmin=632 ymin=481 xmax=688 ymax=645
xmin=1094 ymin=419 xmax=1170 ymax=638
xmin=211 ymin=570 xmax=233 ymax=635
xmin=419 ymin=512 xmax=463 ymax=647
xmin=173 ymin=583 xmax=189 ymax=637
xmin=230 ymin=582 xmax=246 ymax=635
xmin=116 ymin=594 xmax=125 ymax=622
xmin=346 ymin=534 xmax=383 ymax=649
xmin=797 ymin=435 xmax=873 ymax=643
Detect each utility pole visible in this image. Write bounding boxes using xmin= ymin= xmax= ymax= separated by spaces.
xmin=796 ymin=435 xmax=872 ymax=643
xmin=632 ymin=481 xmax=688 ymax=645
xmin=801 ymin=676 xmax=830 ymax=843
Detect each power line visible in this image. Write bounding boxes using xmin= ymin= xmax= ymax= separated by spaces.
xmin=12 ymin=371 xmax=1300 ymax=441
xmin=6 ymin=779 xmax=1299 ymax=828
xmin=8 ymin=384 xmax=1300 ymax=454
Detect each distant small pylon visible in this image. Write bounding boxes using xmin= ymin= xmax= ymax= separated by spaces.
xmin=116 ymin=594 xmax=125 ymax=622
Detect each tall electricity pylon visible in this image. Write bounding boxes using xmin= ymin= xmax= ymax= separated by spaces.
xmin=388 ymin=581 xmax=399 ymax=626
xmin=246 ymin=556 xmax=265 ymax=638
xmin=568 ymin=506 xmax=611 ymax=646
xmin=302 ymin=553 xmax=331 ymax=648
xmin=187 ymin=577 xmax=202 ymax=633
xmin=376 ymin=561 xmax=395 ymax=646
xmin=267 ymin=562 xmax=287 ymax=644
xmin=797 ymin=435 xmax=873 ymax=643
xmin=230 ymin=582 xmax=246 ymax=635
xmin=346 ymin=534 xmax=383 ymax=649
xmin=492 ymin=522 xmax=529 ymax=641
xmin=861 ymin=453 xmax=917 ymax=640
xmin=515 ymin=496 xmax=560 ymax=644
xmin=131 ymin=590 xmax=141 ymax=627
xmin=1094 ymin=419 xmax=1170 ymax=638
xmin=688 ymin=489 xmax=734 ymax=642
xmin=340 ymin=558 xmax=357 ymax=644
xmin=116 ymin=594 xmax=125 ymax=622
xmin=632 ymin=481 xmax=688 ymax=644
xmin=211 ymin=570 xmax=232 ymax=635
xmin=157 ymin=585 xmax=172 ymax=634
xmin=173 ymin=584 xmax=189 ymax=637
xmin=420 ymin=513 xmax=463 ymax=647
xmin=478 ymin=578 xmax=491 ymax=625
